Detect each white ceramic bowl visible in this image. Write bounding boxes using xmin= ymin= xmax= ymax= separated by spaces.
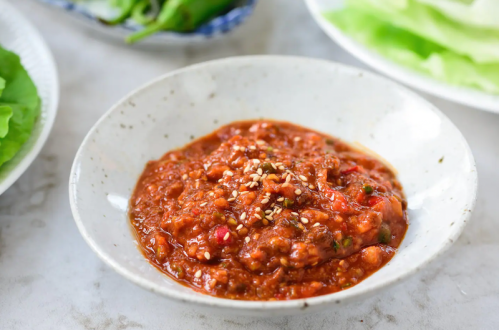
xmin=304 ymin=0 xmax=499 ymax=114
xmin=0 ymin=0 xmax=59 ymax=195
xmin=69 ymin=56 xmax=477 ymax=316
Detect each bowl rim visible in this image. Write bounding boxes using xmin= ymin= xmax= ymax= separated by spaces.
xmin=304 ymin=0 xmax=499 ymax=114
xmin=69 ymin=55 xmax=477 ymax=311
xmin=0 ymin=0 xmax=60 ymax=196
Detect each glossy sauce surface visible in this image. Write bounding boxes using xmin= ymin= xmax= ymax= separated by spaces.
xmin=130 ymin=120 xmax=408 ymax=300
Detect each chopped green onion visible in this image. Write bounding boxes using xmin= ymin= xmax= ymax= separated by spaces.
xmin=363 ymin=184 xmax=374 ymax=194
xmin=342 ymin=237 xmax=353 ymax=248
xmin=261 ymin=162 xmax=276 ymax=174
xmin=332 ymin=240 xmax=340 ymax=252
xmin=283 ymin=198 xmax=294 ymax=208
xmin=379 ymin=223 xmax=392 ymax=244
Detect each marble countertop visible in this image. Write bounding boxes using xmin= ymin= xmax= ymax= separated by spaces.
xmin=1 ymin=0 xmax=498 ymax=329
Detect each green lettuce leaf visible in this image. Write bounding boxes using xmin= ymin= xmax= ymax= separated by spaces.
xmin=0 ymin=46 xmax=40 ymax=167
xmin=324 ymin=7 xmax=499 ymax=94
xmin=334 ymin=0 xmax=499 ymax=64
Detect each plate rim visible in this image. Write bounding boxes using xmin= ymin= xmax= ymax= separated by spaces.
xmin=304 ymin=0 xmax=499 ymax=113
xmin=69 ymin=55 xmax=478 ymax=313
xmin=0 ymin=0 xmax=60 ymax=195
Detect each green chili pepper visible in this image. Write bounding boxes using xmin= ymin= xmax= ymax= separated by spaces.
xmin=126 ymin=0 xmax=235 ymax=43
xmin=379 ymin=223 xmax=392 ymax=244
xmin=99 ymin=0 xmax=137 ymax=25
xmin=326 ymin=138 xmax=335 ymax=145
xmin=261 ymin=162 xmax=276 ymax=174
xmin=131 ymin=0 xmax=155 ymax=25
xmin=266 ymin=146 xmax=274 ymax=153
xmin=332 ymin=240 xmax=340 ymax=252
xmin=341 ymin=283 xmax=352 ymax=289
xmin=283 ymin=198 xmax=294 ymax=208
xmin=342 ymin=237 xmax=353 ymax=248
xmin=213 ymin=211 xmax=225 ymax=219
xmin=363 ymin=184 xmax=374 ymax=194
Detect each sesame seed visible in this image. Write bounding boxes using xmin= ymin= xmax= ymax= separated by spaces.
xmin=250 ymin=182 xmax=258 ymax=188
xmin=256 ymin=140 xmax=265 ymax=145
xmin=200 ymin=202 xmax=207 ymax=207
xmin=291 ymin=212 xmax=299 ymax=216
xmin=309 ymin=184 xmax=315 ymax=189
xmin=218 ymin=179 xmax=223 ymax=183
xmin=261 ymin=174 xmax=268 ymax=181
xmin=245 ymin=237 xmax=250 ymax=243
xmin=271 ymin=163 xmax=277 ymax=170
xmin=232 ymin=191 xmax=238 ymax=197
xmin=182 ymin=174 xmax=188 ymax=180
xmin=282 ymin=173 xmax=288 ymax=180
xmin=282 ymin=183 xmax=289 ymax=188
xmin=276 ymin=208 xmax=283 ymax=214
xmin=301 ymin=217 xmax=309 ymax=224
xmin=236 ymin=224 xmax=243 ymax=230
xmin=240 ymin=212 xmax=247 ymax=220
xmin=249 ymin=146 xmax=257 ymax=150
xmin=261 ymin=199 xmax=269 ymax=204
xmin=265 ymin=210 xmax=272 ymax=214
xmin=255 ymin=213 xmax=262 ymax=219
xmin=204 ymin=252 xmax=211 ymax=260
xmin=313 ymin=223 xmax=320 ymax=227
xmin=244 ymin=165 xmax=251 ymax=173
xmin=252 ymin=159 xmax=261 ymax=164
xmin=227 ymin=198 xmax=235 ymax=202
xmin=299 ymin=175 xmax=308 ymax=181
xmin=302 ymin=182 xmax=308 ymax=187
xmin=245 ymin=182 xmax=252 ymax=187
xmin=195 ymin=181 xmax=200 ymax=188
xmin=262 ymin=219 xmax=269 ymax=225
xmin=195 ymin=270 xmax=202 ymax=278
xmin=240 ymin=191 xmax=249 ymax=195
xmin=275 ymin=162 xmax=283 ymax=166
xmin=257 ymin=168 xmax=263 ymax=175
xmin=277 ymin=197 xmax=284 ymax=202
xmin=249 ymin=173 xmax=258 ymax=178
xmin=266 ymin=192 xmax=271 ymax=196
xmin=253 ymin=176 xmax=261 ymax=182
xmin=279 ymin=166 xmax=285 ymax=170
xmin=223 ymin=232 xmax=230 ymax=240
xmin=233 ymin=145 xmax=240 ymax=151
xmin=209 ymin=192 xmax=214 ymax=196
xmin=294 ymin=137 xmax=301 ymax=142
xmin=271 ymin=203 xmax=275 ymax=207
xmin=225 ymin=171 xmax=234 ymax=176
xmin=255 ymin=207 xmax=261 ymax=211
xmin=295 ymin=189 xmax=302 ymax=195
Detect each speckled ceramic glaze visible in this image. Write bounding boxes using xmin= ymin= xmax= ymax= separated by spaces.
xmin=69 ymin=56 xmax=477 ymax=316
xmin=305 ymin=0 xmax=499 ymax=113
xmin=0 ymin=0 xmax=59 ymax=195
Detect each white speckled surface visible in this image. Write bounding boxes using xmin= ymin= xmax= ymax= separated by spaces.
xmin=1 ymin=0 xmax=498 ymax=328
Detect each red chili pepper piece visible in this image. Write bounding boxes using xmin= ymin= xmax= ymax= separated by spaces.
xmin=192 ymin=208 xmax=201 ymax=216
xmin=215 ymin=226 xmax=232 ymax=245
xmin=367 ymin=196 xmax=384 ymax=207
xmin=341 ymin=166 xmax=359 ymax=175
xmin=331 ymin=190 xmax=349 ymax=213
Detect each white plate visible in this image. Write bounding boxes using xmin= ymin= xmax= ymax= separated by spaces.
xmin=0 ymin=0 xmax=59 ymax=195
xmin=305 ymin=0 xmax=499 ymax=113
xmin=69 ymin=56 xmax=477 ymax=316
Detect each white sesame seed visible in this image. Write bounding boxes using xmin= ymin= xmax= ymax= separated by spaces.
xmin=232 ymin=191 xmax=238 ymax=197
xmin=265 ymin=210 xmax=272 ymax=214
xmin=218 ymin=179 xmax=223 ymax=182
xmin=279 ymin=166 xmax=285 ymax=170
xmin=299 ymin=175 xmax=308 ymax=181
xmin=266 ymin=192 xmax=271 ymax=196
xmin=309 ymin=184 xmax=315 ymax=189
xmin=204 ymin=252 xmax=211 ymax=260
xmin=209 ymin=192 xmax=214 ymax=196
xmin=277 ymin=197 xmax=284 ymax=202
xmin=182 ymin=174 xmax=188 ymax=180
xmin=271 ymin=203 xmax=275 ymax=207
xmin=240 ymin=212 xmax=247 ymax=220
xmin=282 ymin=183 xmax=289 ymax=188
xmin=236 ymin=224 xmax=243 ymax=230
xmin=313 ymin=223 xmax=320 ymax=227
xmin=244 ymin=165 xmax=251 ymax=173
xmin=255 ymin=207 xmax=261 ymax=211
xmin=249 ymin=173 xmax=258 ymax=178
xmin=261 ymin=199 xmax=269 ymax=204
xmin=271 ymin=163 xmax=277 ymax=170
xmin=255 ymin=213 xmax=262 ymax=219
xmin=265 ymin=215 xmax=273 ymax=220
xmin=276 ymin=208 xmax=283 ymax=214
xmin=257 ymin=168 xmax=263 ymax=175
xmin=250 ymin=182 xmax=257 ymax=188
xmin=275 ymin=162 xmax=283 ymax=166
xmin=256 ymin=140 xmax=265 ymax=145
xmin=233 ymin=146 xmax=240 ymax=151
xmin=291 ymin=212 xmax=299 ymax=216
xmin=301 ymin=217 xmax=309 ymax=224
xmin=227 ymin=198 xmax=235 ymax=202
xmin=245 ymin=237 xmax=250 ymax=243
xmin=240 ymin=191 xmax=249 ymax=195
xmin=223 ymin=232 xmax=230 ymax=241
xmin=260 ymin=174 xmax=267 ymax=181
xmin=225 ymin=171 xmax=234 ymax=176
xmin=302 ymin=182 xmax=308 ymax=187
xmin=294 ymin=137 xmax=301 ymax=142
xmin=252 ymin=159 xmax=261 ymax=164
xmin=200 ymin=202 xmax=207 ymax=207
xmin=295 ymin=189 xmax=302 ymax=195
xmin=195 ymin=270 xmax=202 ymax=278
xmin=286 ymin=175 xmax=291 ymax=183
xmin=249 ymin=146 xmax=257 ymax=150
xmin=253 ymin=175 xmax=261 ymax=182
xmin=245 ymin=182 xmax=252 ymax=187
xmin=282 ymin=173 xmax=288 ymax=180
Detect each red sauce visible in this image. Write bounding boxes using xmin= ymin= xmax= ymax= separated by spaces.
xmin=129 ymin=120 xmax=408 ymax=300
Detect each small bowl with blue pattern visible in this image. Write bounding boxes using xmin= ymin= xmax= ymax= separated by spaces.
xmin=37 ymin=0 xmax=257 ymax=45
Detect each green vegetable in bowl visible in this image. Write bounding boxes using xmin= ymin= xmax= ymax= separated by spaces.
xmin=0 ymin=46 xmax=40 ymax=168
xmin=126 ymin=0 xmax=235 ymax=44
